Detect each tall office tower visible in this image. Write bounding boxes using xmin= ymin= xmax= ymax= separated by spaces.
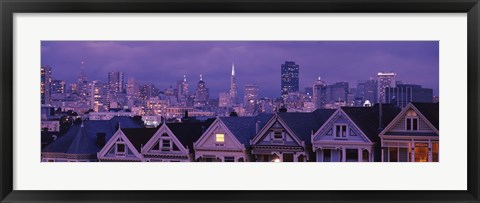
xmin=280 ymin=61 xmax=300 ymax=99
xmin=51 ymin=80 xmax=66 ymax=95
xmin=377 ymin=72 xmax=396 ymax=103
xmin=108 ymin=72 xmax=125 ymax=94
xmin=194 ymin=74 xmax=209 ymax=107
xmin=177 ymin=75 xmax=189 ymax=105
xmin=385 ymin=84 xmax=434 ymax=108
xmin=313 ymin=76 xmax=327 ymax=109
xmin=41 ymin=66 xmax=52 ymax=105
xmin=357 ymin=78 xmax=378 ymax=104
xmin=218 ymin=92 xmax=231 ymax=108
xmin=230 ymin=63 xmax=237 ymax=105
xmin=327 ymin=82 xmax=349 ymax=103
xmin=244 ymin=84 xmax=260 ymax=115
xmin=90 ymin=80 xmax=110 ymax=112
xmin=126 ymin=77 xmax=139 ymax=98
xmin=77 ymin=61 xmax=89 ymax=98
xmin=140 ymin=84 xmax=156 ymax=101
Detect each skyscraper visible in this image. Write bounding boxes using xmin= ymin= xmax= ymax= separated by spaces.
xmin=377 ymin=72 xmax=396 ymax=103
xmin=126 ymin=77 xmax=140 ymax=98
xmin=230 ymin=63 xmax=237 ymax=105
xmin=385 ymin=84 xmax=433 ymax=108
xmin=327 ymin=82 xmax=349 ymax=103
xmin=91 ymin=80 xmax=109 ymax=112
xmin=194 ymin=74 xmax=209 ymax=107
xmin=77 ymin=61 xmax=89 ymax=98
xmin=313 ymin=76 xmax=327 ymax=109
xmin=108 ymin=72 xmax=125 ymax=94
xmin=177 ymin=75 xmax=189 ymax=105
xmin=41 ymin=66 xmax=52 ymax=105
xmin=357 ymin=78 xmax=378 ymax=104
xmin=281 ymin=61 xmax=300 ymax=99
xmin=51 ymin=80 xmax=66 ymax=95
xmin=244 ymin=84 xmax=259 ymax=115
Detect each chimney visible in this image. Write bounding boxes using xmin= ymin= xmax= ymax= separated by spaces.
xmin=256 ymin=121 xmax=261 ymax=134
xmin=378 ymin=102 xmax=383 ymax=130
xmin=97 ymin=132 xmax=106 ymax=148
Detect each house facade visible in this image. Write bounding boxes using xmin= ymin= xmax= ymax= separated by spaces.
xmin=98 ymin=121 xmax=213 ymax=162
xmin=41 ymin=117 xmax=144 ymax=162
xmin=379 ymin=103 xmax=439 ymax=162
xmin=250 ymin=109 xmax=335 ymax=162
xmin=312 ymin=104 xmax=400 ymax=162
xmin=194 ymin=114 xmax=272 ymax=162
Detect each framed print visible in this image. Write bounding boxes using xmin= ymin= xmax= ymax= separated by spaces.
xmin=1 ymin=0 xmax=479 ymax=202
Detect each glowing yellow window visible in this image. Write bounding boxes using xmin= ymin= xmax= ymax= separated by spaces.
xmin=215 ymin=133 xmax=225 ymax=143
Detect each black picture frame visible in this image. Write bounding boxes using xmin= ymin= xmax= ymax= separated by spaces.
xmin=1 ymin=0 xmax=479 ymax=202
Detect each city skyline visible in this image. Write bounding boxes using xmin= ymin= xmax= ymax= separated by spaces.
xmin=41 ymin=41 xmax=439 ymax=99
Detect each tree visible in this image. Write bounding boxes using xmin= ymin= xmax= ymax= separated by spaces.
xmin=59 ymin=115 xmax=72 ymax=134
xmin=279 ymin=106 xmax=287 ymax=112
xmin=229 ymin=111 xmax=238 ymax=117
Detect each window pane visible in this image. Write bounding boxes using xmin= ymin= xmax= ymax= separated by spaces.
xmin=432 ymin=142 xmax=439 ymax=162
xmin=406 ymin=118 xmax=411 ymax=130
xmin=414 ymin=143 xmax=429 ymax=162
xmin=399 ymin=148 xmax=408 ymax=162
xmin=117 ymin=143 xmax=125 ymax=153
xmin=215 ymin=133 xmax=224 ymax=142
xmin=341 ymin=126 xmax=347 ymax=137
xmin=413 ymin=118 xmax=418 ymax=130
xmin=162 ymin=139 xmax=170 ymax=147
xmin=335 ymin=125 xmax=340 ymax=137
xmin=346 ymin=149 xmax=358 ymax=162
xmin=389 ymin=147 xmax=398 ymax=162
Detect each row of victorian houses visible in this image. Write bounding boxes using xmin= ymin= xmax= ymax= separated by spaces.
xmin=42 ymin=102 xmax=439 ymax=162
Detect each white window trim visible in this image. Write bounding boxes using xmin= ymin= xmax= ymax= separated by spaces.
xmin=160 ymin=138 xmax=172 ymax=151
xmin=115 ymin=142 xmax=126 ymax=157
xmin=215 ymin=132 xmax=225 ymax=146
xmin=405 ymin=116 xmax=419 ymax=131
xmin=334 ymin=124 xmax=348 ymax=139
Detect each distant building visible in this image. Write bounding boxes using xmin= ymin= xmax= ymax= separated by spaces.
xmin=140 ymin=84 xmax=156 ymax=101
xmin=218 ymin=92 xmax=231 ymax=108
xmin=51 ymin=79 xmax=66 ymax=96
xmin=244 ymin=84 xmax=259 ymax=115
xmin=385 ymin=84 xmax=434 ymax=108
xmin=41 ymin=66 xmax=52 ymax=105
xmin=377 ymin=72 xmax=396 ymax=103
xmin=313 ymin=77 xmax=327 ymax=109
xmin=108 ymin=71 xmax=125 ymax=94
xmin=230 ymin=63 xmax=238 ymax=105
xmin=327 ymin=82 xmax=349 ymax=103
xmin=77 ymin=61 xmax=90 ymax=98
xmin=281 ymin=61 xmax=300 ymax=99
xmin=126 ymin=77 xmax=140 ymax=98
xmin=91 ymin=80 xmax=110 ymax=112
xmin=176 ymin=75 xmax=189 ymax=106
xmin=194 ymin=75 xmax=209 ymax=108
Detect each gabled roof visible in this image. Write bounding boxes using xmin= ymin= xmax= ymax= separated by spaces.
xmin=219 ymin=113 xmax=273 ymax=147
xmin=277 ymin=109 xmax=335 ymax=145
xmin=341 ymin=104 xmax=401 ymax=143
xmin=411 ymin=102 xmax=439 ymax=130
xmin=42 ymin=117 xmax=144 ymax=155
xmin=167 ymin=120 xmax=214 ymax=151
xmin=121 ymin=128 xmax=158 ymax=152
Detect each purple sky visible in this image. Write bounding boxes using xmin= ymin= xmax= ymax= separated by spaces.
xmin=41 ymin=41 xmax=439 ymax=99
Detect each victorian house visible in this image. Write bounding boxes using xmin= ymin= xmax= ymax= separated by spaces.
xmin=312 ymin=104 xmax=400 ymax=162
xmin=41 ymin=117 xmax=144 ymax=162
xmin=379 ymin=102 xmax=439 ymax=162
xmin=97 ymin=121 xmax=213 ymax=162
xmin=250 ymin=109 xmax=335 ymax=162
xmin=193 ymin=114 xmax=272 ymax=162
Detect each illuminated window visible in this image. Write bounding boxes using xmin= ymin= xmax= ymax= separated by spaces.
xmin=334 ymin=124 xmax=348 ymax=138
xmin=215 ymin=133 xmax=225 ymax=143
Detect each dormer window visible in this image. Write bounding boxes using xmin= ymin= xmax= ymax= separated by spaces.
xmin=115 ymin=142 xmax=126 ymax=157
xmin=271 ymin=129 xmax=284 ymax=144
xmin=334 ymin=124 xmax=348 ymax=139
xmin=215 ymin=133 xmax=225 ymax=146
xmin=273 ymin=131 xmax=283 ymax=140
xmin=405 ymin=110 xmax=419 ymax=131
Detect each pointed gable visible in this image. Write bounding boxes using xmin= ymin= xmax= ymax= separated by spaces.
xmin=380 ymin=102 xmax=438 ymax=137
xmin=251 ymin=114 xmax=303 ymax=146
xmin=98 ymin=128 xmax=144 ymax=160
xmin=278 ymin=109 xmax=335 ymax=145
xmin=220 ymin=113 xmax=273 ymax=147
